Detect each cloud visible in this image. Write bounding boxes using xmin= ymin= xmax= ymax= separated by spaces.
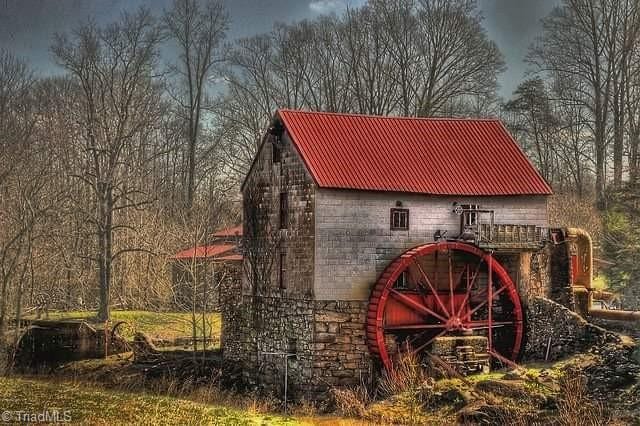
xmin=309 ymin=0 xmax=363 ymax=15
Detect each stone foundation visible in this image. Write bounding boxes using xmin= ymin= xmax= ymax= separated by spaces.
xmin=311 ymin=301 xmax=371 ymax=395
xmin=222 ymin=295 xmax=371 ymax=399
xmin=524 ymin=297 xmax=614 ymax=361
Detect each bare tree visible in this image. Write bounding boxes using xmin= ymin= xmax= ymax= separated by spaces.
xmin=412 ymin=0 xmax=505 ymax=117
xmin=164 ymin=0 xmax=229 ymax=210
xmin=51 ymin=8 xmax=164 ymax=321
xmin=0 ymin=51 xmax=64 ymax=371
xmin=504 ymin=78 xmax=561 ymax=183
xmin=529 ymin=0 xmax=624 ymax=207
xmin=220 ymin=0 xmax=505 ymax=184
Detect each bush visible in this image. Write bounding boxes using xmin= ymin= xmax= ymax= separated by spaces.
xmin=377 ymin=350 xmax=433 ymax=399
xmin=557 ymin=374 xmax=610 ymax=426
xmin=329 ymin=386 xmax=370 ymax=418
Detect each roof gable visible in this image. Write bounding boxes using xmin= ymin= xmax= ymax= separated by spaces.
xmin=277 ymin=109 xmax=552 ymax=196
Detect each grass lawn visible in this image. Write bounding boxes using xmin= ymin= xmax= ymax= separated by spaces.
xmin=23 ymin=310 xmax=220 ymax=343
xmin=0 ymin=376 xmax=304 ymax=425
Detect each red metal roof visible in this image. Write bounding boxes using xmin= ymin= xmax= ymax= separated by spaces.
xmin=212 ymin=225 xmax=242 ymax=238
xmin=216 ymin=254 xmax=243 ymax=262
xmin=278 ymin=109 xmax=552 ymax=196
xmin=172 ymin=244 xmax=236 ymax=260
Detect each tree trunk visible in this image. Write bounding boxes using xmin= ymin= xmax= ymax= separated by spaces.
xmin=594 ymin=100 xmax=607 ymax=209
xmin=613 ymin=81 xmax=624 ymax=188
xmin=186 ymin=133 xmax=196 ymax=210
xmin=97 ymin=184 xmax=113 ymax=322
xmin=630 ymin=129 xmax=640 ymax=185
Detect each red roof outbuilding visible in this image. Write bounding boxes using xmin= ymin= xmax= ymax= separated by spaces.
xmin=212 ymin=225 xmax=242 ymax=238
xmin=172 ymin=244 xmax=236 ymax=261
xmin=276 ymin=109 xmax=552 ymax=196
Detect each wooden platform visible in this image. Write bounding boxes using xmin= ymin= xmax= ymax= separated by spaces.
xmin=475 ymin=223 xmax=547 ymax=250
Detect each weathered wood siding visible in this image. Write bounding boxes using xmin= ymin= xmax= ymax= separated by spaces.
xmin=314 ymin=190 xmax=549 ymax=300
xmin=242 ymin=131 xmax=316 ymax=298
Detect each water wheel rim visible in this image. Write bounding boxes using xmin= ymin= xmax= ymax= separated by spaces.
xmin=366 ymin=241 xmax=524 ymax=371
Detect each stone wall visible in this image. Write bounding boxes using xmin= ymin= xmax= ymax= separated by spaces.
xmin=311 ymin=301 xmax=371 ymax=397
xmin=498 ymin=249 xmax=552 ymax=307
xmin=221 ymin=294 xmax=316 ymax=398
xmin=222 ymin=295 xmax=372 ymax=399
xmin=524 ymin=297 xmax=614 ymax=361
xmin=220 ymin=269 xmax=247 ymax=370
xmin=314 ymin=190 xmax=549 ymax=300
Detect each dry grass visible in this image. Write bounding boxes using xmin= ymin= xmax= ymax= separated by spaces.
xmin=377 ymin=350 xmax=432 ymax=398
xmin=330 ymin=351 xmax=436 ymax=425
xmin=557 ymin=374 xmax=611 ymax=426
xmin=330 ymin=386 xmax=370 ymax=418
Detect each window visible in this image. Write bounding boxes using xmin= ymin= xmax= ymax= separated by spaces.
xmin=272 ymin=142 xmax=281 ymax=164
xmin=393 ymin=271 xmax=409 ymax=289
xmin=279 ymin=251 xmax=287 ymax=289
xmin=462 ymin=204 xmax=479 ymax=226
xmin=279 ymin=192 xmax=288 ymax=229
xmin=390 ymin=208 xmax=409 ymax=230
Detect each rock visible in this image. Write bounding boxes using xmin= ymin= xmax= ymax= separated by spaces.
xmin=456 ymin=401 xmax=523 ymax=425
xmin=315 ymin=333 xmax=336 ymax=343
xmin=429 ymin=388 xmax=469 ymax=409
xmin=475 ymin=379 xmax=530 ymax=400
xmin=524 ymin=297 xmax=617 ymax=362
xmin=502 ymin=370 xmax=524 ymax=380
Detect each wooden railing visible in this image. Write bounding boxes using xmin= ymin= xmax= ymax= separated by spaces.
xmin=475 ymin=223 xmax=547 ymax=249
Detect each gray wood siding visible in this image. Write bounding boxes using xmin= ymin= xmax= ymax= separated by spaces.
xmin=314 ymin=189 xmax=548 ymax=300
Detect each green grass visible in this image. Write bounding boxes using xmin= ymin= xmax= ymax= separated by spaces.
xmin=24 ymin=310 xmax=221 ymax=343
xmin=0 ymin=377 xmax=304 ymax=425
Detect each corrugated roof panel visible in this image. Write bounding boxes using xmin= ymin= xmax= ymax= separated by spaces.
xmin=277 ymin=109 xmax=553 ymax=196
xmin=172 ymin=244 xmax=236 ymax=260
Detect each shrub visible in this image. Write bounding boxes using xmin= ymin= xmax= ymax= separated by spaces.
xmin=557 ymin=374 xmax=610 ymax=426
xmin=329 ymin=386 xmax=370 ymax=418
xmin=378 ymin=349 xmax=433 ymax=399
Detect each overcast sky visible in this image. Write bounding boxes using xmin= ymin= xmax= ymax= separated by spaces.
xmin=0 ymin=0 xmax=560 ymax=99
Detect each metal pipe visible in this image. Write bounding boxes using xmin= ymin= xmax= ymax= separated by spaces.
xmin=588 ymin=308 xmax=640 ymax=322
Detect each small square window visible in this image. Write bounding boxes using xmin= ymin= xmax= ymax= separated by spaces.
xmin=391 ymin=208 xmax=409 ymax=230
xmin=462 ymin=204 xmax=479 ymax=226
xmin=279 ymin=251 xmax=287 ymax=289
xmin=279 ymin=192 xmax=288 ymax=229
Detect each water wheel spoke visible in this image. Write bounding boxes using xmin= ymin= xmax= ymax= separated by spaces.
xmin=389 ymin=289 xmax=448 ymax=323
xmin=410 ymin=329 xmax=449 ymax=356
xmin=467 ymin=283 xmax=509 ymax=318
xmin=412 ymin=260 xmax=450 ymax=318
xmin=455 ymin=260 xmax=484 ymax=318
xmin=368 ymin=242 xmax=524 ymax=371
xmin=466 ymin=320 xmax=521 ymax=329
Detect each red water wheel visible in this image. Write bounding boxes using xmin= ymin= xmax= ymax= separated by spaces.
xmin=366 ymin=241 xmax=524 ymax=371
